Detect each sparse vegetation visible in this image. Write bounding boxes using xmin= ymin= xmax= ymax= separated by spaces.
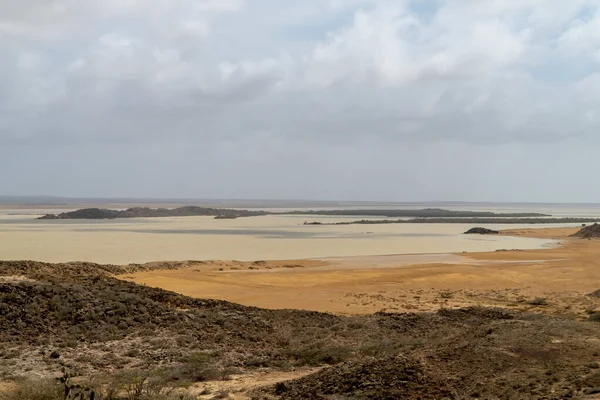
xmin=176 ymin=352 xmax=230 ymax=382
xmin=4 ymin=260 xmax=600 ymax=399
xmin=38 ymin=206 xmax=267 ymax=220
xmin=305 ymin=217 xmax=600 ymax=225
xmin=284 ymin=345 xmax=353 ymax=367
xmin=1 ymin=369 xmax=197 ymax=400
xmin=0 ymin=379 xmax=62 ymax=400
xmin=290 ymin=208 xmax=550 ymax=218
xmin=38 ymin=207 xmax=555 ymax=221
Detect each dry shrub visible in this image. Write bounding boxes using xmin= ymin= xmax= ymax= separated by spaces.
xmin=176 ymin=352 xmax=230 ymax=382
xmin=0 ymin=379 xmax=62 ymax=400
xmin=285 ymin=345 xmax=353 ymax=366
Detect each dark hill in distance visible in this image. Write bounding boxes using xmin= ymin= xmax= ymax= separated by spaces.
xmin=305 ymin=217 xmax=600 ymax=225
xmin=38 ymin=207 xmax=551 ymax=220
xmin=286 ymin=207 xmax=550 ymax=218
xmin=38 ymin=206 xmax=268 ymax=220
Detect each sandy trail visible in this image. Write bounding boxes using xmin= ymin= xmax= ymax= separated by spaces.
xmin=190 ymin=368 xmax=321 ymax=399
xmin=123 ymin=227 xmax=600 ymax=317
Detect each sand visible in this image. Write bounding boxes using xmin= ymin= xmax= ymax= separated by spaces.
xmin=125 ymin=227 xmax=600 ymax=317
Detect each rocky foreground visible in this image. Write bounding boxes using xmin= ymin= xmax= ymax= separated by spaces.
xmin=2 ymin=260 xmax=600 ymax=399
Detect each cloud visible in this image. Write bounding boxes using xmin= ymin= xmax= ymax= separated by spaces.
xmin=3 ymin=0 xmax=599 ymax=147
xmin=2 ymin=0 xmax=600 ymax=200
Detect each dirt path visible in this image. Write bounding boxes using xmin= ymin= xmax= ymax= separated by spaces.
xmin=190 ymin=368 xmax=321 ymax=399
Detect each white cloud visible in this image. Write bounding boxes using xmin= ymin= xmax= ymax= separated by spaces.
xmin=2 ymin=1 xmax=600 ymax=149
xmin=0 ymin=0 xmax=241 ymax=41
xmin=556 ymin=7 xmax=600 ymax=58
xmin=300 ymin=3 xmax=530 ymax=89
xmin=4 ymin=0 xmax=600 ymax=201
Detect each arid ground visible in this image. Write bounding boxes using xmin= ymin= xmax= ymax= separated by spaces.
xmin=125 ymin=227 xmax=600 ymax=318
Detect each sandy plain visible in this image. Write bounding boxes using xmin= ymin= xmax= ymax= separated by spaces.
xmin=124 ymin=227 xmax=600 ymax=318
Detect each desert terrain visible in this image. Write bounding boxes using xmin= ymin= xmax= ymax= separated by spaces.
xmin=4 ymin=215 xmax=600 ymax=399
xmin=124 ymin=227 xmax=600 ymax=318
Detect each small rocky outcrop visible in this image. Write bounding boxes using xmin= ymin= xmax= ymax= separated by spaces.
xmin=464 ymin=227 xmax=499 ymax=235
xmin=572 ymin=223 xmax=600 ymax=239
xmin=587 ymin=289 xmax=600 ymax=298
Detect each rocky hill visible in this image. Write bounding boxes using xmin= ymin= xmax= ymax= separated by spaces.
xmin=572 ymin=223 xmax=600 ymax=239
xmin=3 ymin=261 xmax=600 ymax=399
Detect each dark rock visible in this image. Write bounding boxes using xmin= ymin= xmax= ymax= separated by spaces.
xmin=464 ymin=227 xmax=500 ymax=235
xmin=251 ymin=356 xmax=453 ymax=400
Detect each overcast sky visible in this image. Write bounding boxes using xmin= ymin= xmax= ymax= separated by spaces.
xmin=1 ymin=0 xmax=600 ymax=202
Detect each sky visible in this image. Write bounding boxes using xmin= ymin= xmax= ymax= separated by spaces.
xmin=2 ymin=0 xmax=600 ymax=202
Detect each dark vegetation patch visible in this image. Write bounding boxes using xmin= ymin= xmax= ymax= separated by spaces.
xmin=305 ymin=217 xmax=600 ymax=225
xmin=38 ymin=207 xmax=551 ymax=220
xmin=289 ymin=208 xmax=550 ymax=218
xmin=38 ymin=206 xmax=268 ymax=220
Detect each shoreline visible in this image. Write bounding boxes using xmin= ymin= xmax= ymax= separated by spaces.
xmin=120 ymin=226 xmax=570 ymax=268
xmin=122 ymin=226 xmax=600 ymax=317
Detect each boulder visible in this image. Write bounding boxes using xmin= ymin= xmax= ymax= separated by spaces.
xmin=464 ymin=227 xmax=499 ymax=235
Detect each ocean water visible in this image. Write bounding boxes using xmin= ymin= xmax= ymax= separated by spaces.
xmin=0 ymin=206 xmax=584 ymax=264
